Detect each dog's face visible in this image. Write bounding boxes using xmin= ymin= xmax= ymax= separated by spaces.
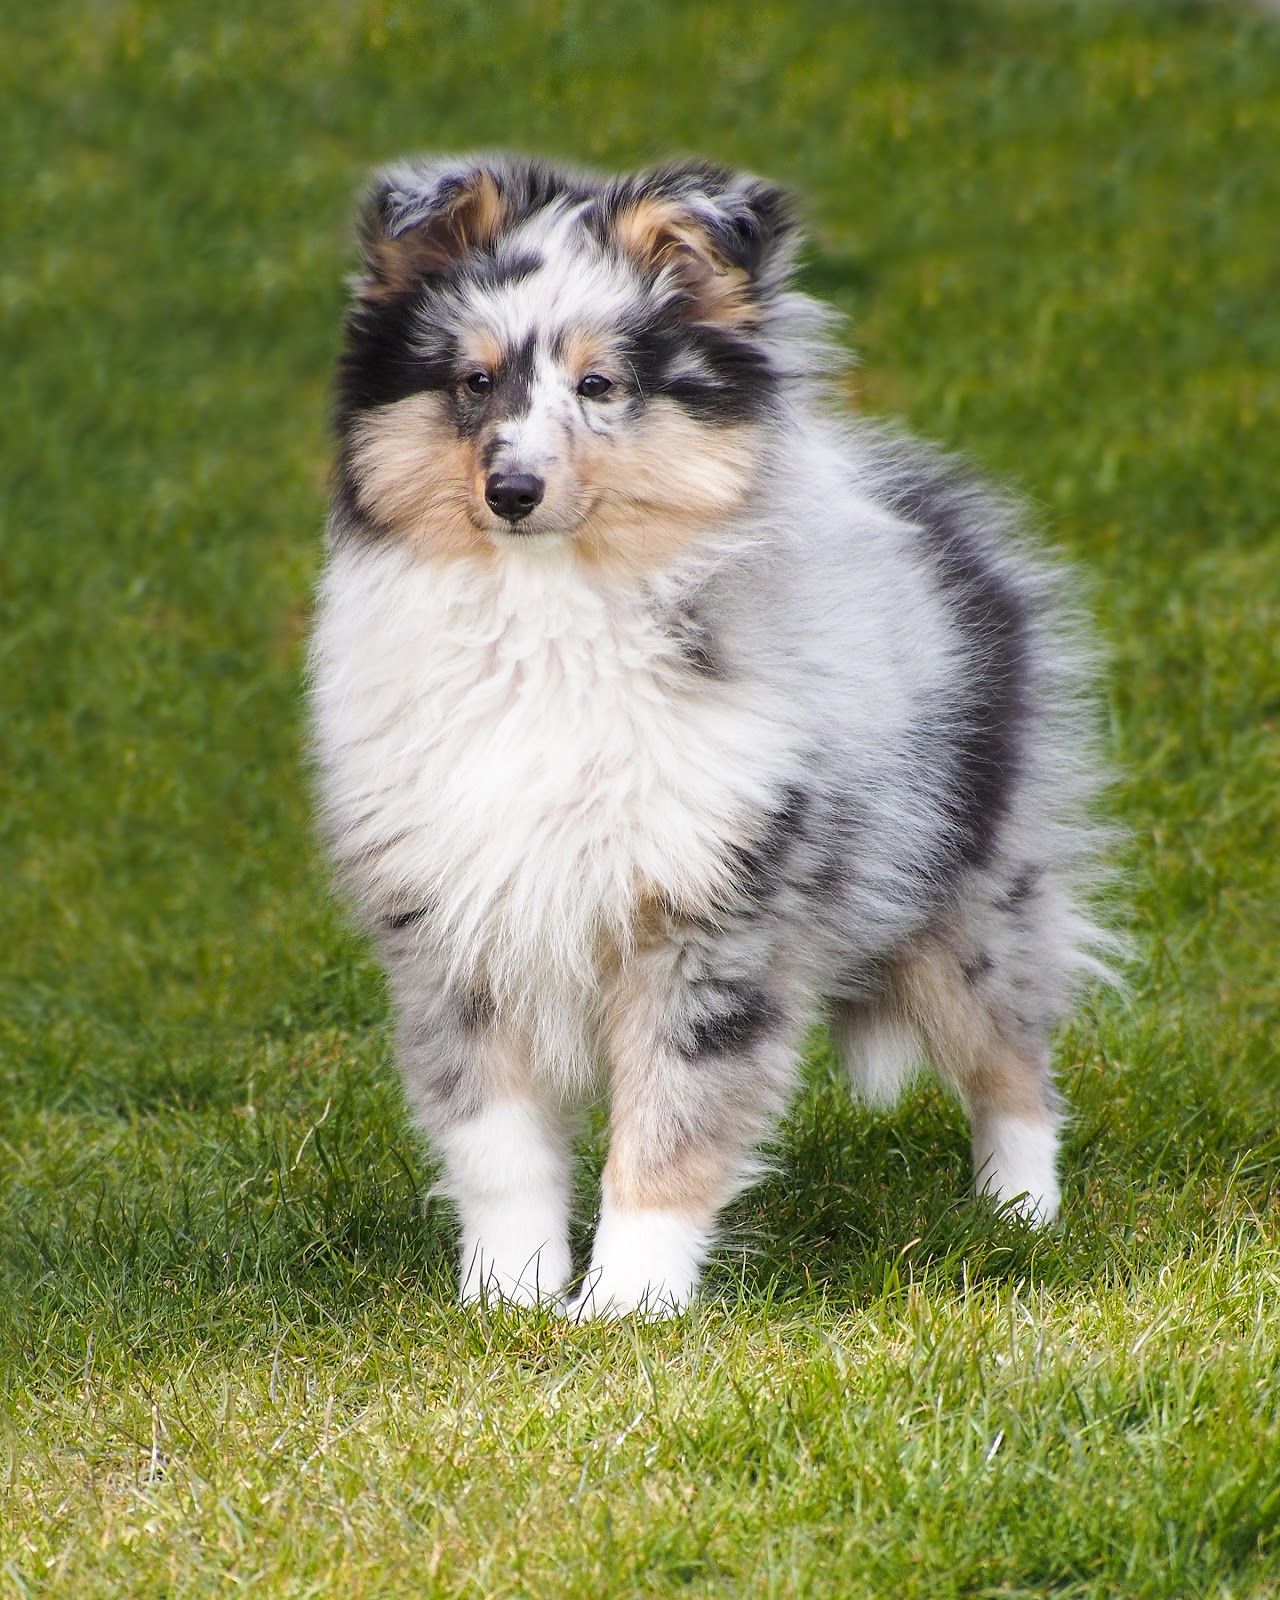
xmin=335 ymin=157 xmax=805 ymax=571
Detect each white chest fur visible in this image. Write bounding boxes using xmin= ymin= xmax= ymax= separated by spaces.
xmin=309 ymin=539 xmax=794 ymax=1077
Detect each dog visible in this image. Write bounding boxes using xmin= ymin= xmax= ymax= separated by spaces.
xmin=308 ymin=154 xmax=1110 ymax=1318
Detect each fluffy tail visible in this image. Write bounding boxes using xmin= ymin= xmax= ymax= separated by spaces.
xmin=830 ymin=1000 xmax=922 ymax=1110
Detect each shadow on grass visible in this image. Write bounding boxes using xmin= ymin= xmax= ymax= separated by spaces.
xmin=4 ymin=1018 xmax=1272 ymax=1381
xmin=709 ymin=1035 xmax=1278 ymax=1310
xmin=716 ymin=1082 xmax=1078 ymax=1307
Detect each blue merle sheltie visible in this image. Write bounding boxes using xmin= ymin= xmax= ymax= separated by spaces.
xmin=308 ymin=154 xmax=1111 ymax=1317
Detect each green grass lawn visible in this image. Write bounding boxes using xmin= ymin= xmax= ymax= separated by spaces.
xmin=3 ymin=2 xmax=1279 ymax=1594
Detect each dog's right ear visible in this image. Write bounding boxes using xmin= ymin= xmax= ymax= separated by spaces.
xmin=354 ymin=160 xmax=509 ymax=299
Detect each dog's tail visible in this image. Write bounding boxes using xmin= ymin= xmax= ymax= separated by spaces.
xmin=830 ymin=999 xmax=922 ymax=1110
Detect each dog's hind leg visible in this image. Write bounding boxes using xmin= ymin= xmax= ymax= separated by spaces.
xmin=893 ymin=935 xmax=1063 ymax=1224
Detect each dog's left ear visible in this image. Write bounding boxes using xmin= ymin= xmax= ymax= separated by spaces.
xmin=608 ymin=161 xmax=799 ymax=325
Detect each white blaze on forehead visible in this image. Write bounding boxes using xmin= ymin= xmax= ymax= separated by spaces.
xmin=450 ymin=207 xmax=653 ymax=476
xmin=500 ymin=352 xmax=581 ymax=470
xmin=458 ymin=208 xmax=646 ymax=354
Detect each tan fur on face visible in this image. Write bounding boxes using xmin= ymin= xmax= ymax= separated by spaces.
xmin=614 ymin=196 xmax=759 ymax=326
xmin=892 ymin=938 xmax=1049 ymax=1122
xmin=346 ymin=393 xmax=493 ymax=562
xmin=463 ymin=327 xmax=506 ymax=374
xmin=577 ymin=406 xmax=763 ymax=577
xmin=349 ymin=393 xmax=759 ymax=574
xmin=363 ymin=170 xmax=507 ymax=299
xmin=558 ymin=327 xmax=617 ymax=380
xmin=346 ymin=355 xmax=763 ymax=575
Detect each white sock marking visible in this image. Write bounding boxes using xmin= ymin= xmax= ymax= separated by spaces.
xmin=567 ymin=1199 xmax=709 ymax=1320
xmin=434 ymin=1100 xmax=572 ymax=1306
xmin=971 ymin=1111 xmax=1061 ymax=1225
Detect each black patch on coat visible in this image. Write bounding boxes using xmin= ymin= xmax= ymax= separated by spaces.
xmin=1000 ymin=864 xmax=1043 ymax=913
xmin=489 ymin=333 xmax=537 ymax=422
xmin=384 ymin=905 xmax=430 ymax=930
xmin=330 ymin=464 xmax=376 ymax=539
xmin=661 ymin=325 xmax=778 ymax=423
xmin=804 ymin=796 xmax=870 ymax=906
xmin=336 ymin=294 xmax=459 ymax=429
xmin=678 ymin=982 xmax=779 ymax=1058
xmin=882 ymin=456 xmax=1033 ymax=871
xmin=724 ymin=785 xmax=810 ymax=908
xmin=447 ymin=331 xmax=538 ymax=441
xmin=961 ymin=951 xmax=994 ymax=987
xmin=426 ymin=1057 xmax=468 ymax=1113
xmin=458 ymin=249 xmax=544 ymax=294
xmin=622 ymin=311 xmax=778 ymax=424
xmin=336 ymin=274 xmax=537 ymax=449
xmin=664 ymin=601 xmax=721 ymax=678
xmin=456 ymin=985 xmax=494 ymax=1032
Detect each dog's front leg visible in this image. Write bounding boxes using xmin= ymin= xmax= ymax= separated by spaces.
xmin=385 ymin=939 xmax=574 ymax=1307
xmin=435 ymin=1090 xmax=575 ymax=1308
xmin=573 ymin=932 xmax=806 ymax=1319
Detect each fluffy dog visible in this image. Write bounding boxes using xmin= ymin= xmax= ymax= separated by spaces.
xmin=308 ymin=154 xmax=1109 ymax=1317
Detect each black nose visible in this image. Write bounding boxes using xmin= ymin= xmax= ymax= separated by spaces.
xmin=484 ymin=471 xmax=544 ymax=523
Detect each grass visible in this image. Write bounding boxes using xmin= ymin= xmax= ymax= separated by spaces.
xmin=2 ymin=1 xmax=1278 ymax=1593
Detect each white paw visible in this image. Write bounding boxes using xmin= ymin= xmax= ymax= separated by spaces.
xmin=561 ymin=1273 xmax=690 ymax=1323
xmin=459 ymin=1235 xmax=572 ymax=1308
xmin=436 ymin=1099 xmax=574 ymax=1309
xmin=562 ymin=1201 xmax=707 ymax=1321
xmin=1003 ymin=1185 xmax=1060 ymax=1226
xmin=972 ymin=1111 xmax=1061 ymax=1226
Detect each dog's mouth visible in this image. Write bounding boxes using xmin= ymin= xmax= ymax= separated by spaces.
xmin=470 ymin=494 xmax=599 ymax=545
xmin=486 ymin=522 xmax=564 ymax=545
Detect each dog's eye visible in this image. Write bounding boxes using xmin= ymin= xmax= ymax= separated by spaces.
xmin=464 ymin=371 xmax=493 ymax=396
xmin=577 ymin=373 xmax=613 ymax=399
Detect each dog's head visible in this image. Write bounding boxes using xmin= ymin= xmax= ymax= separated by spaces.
xmin=335 ymin=155 xmax=814 ymax=570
